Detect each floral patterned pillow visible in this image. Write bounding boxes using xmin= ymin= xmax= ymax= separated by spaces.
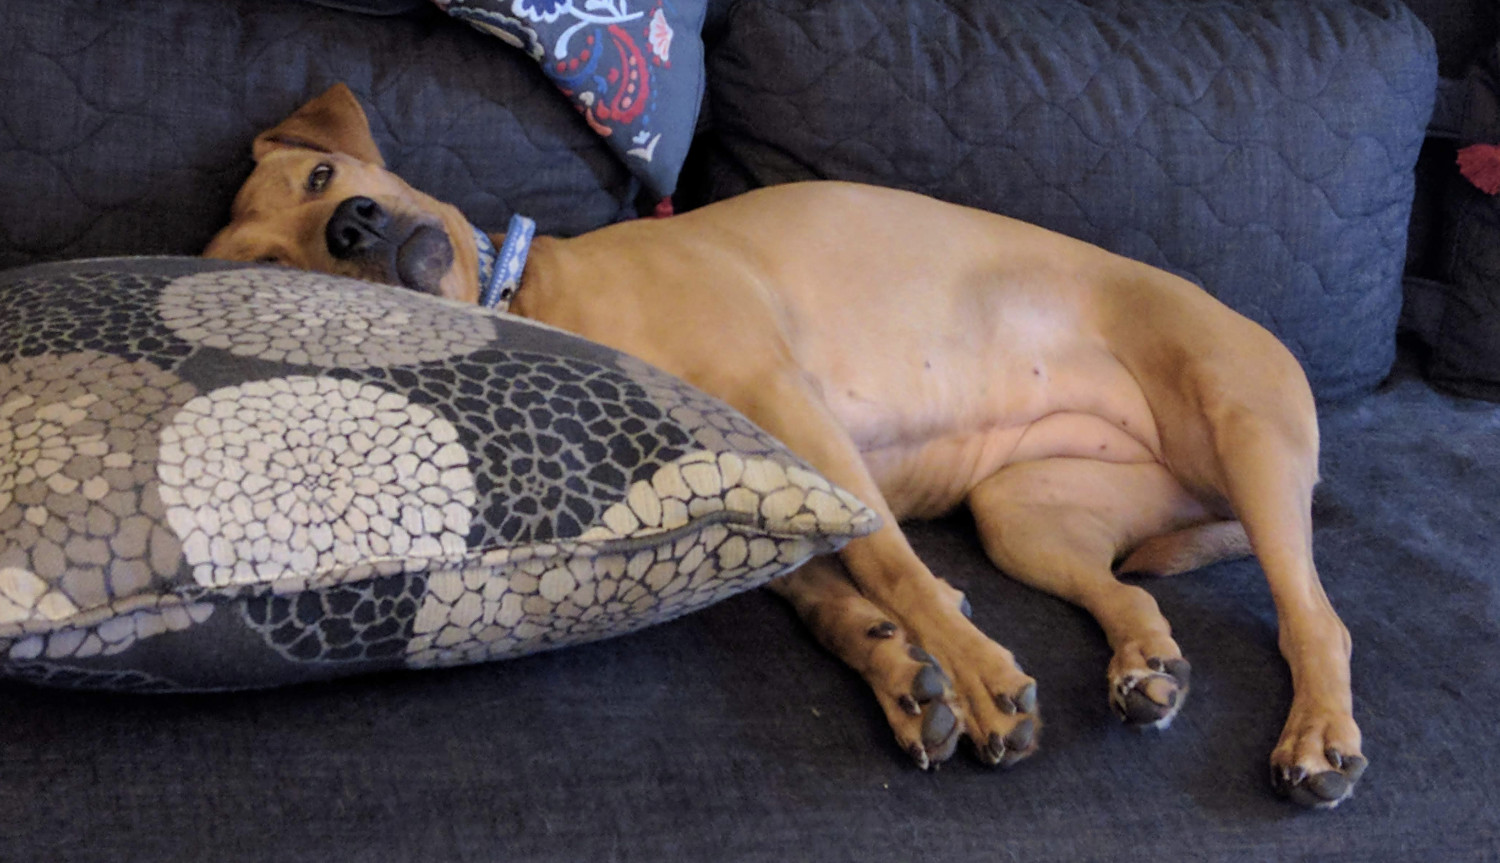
xmin=434 ymin=0 xmax=705 ymax=199
xmin=0 ymin=258 xmax=877 ymax=691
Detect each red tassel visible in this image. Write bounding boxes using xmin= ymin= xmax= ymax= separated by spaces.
xmin=653 ymin=196 xmax=675 ymax=218
xmin=1457 ymin=144 xmax=1500 ymax=195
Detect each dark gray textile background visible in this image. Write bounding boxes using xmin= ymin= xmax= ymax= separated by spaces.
xmin=0 ymin=0 xmax=636 ymax=269
xmin=2 ymin=345 xmax=1497 ymax=861
xmin=1423 ymin=39 xmax=1500 ymax=401
xmin=693 ymin=0 xmax=1437 ymax=401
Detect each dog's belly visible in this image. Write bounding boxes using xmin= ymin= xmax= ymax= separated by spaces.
xmin=820 ymin=337 xmax=1164 ymax=521
xmin=862 ymin=411 xmax=1159 ymax=520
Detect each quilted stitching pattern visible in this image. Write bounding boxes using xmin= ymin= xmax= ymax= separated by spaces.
xmin=702 ymin=0 xmax=1437 ymax=399
xmin=0 ymin=0 xmax=636 ymax=271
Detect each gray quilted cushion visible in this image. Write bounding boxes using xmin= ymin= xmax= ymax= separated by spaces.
xmin=0 ymin=0 xmax=636 ymax=270
xmin=0 ymin=258 xmax=877 ymax=691
xmin=698 ymin=0 xmax=1437 ymax=400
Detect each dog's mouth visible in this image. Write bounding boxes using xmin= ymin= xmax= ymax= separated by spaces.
xmin=393 ymin=224 xmax=453 ymax=295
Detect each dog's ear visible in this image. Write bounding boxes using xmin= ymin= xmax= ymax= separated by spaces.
xmin=252 ymin=83 xmax=387 ymax=167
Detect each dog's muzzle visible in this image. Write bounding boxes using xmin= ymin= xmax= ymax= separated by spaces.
xmin=325 ymin=195 xmax=452 ymax=294
xmin=326 ymin=195 xmax=387 ymax=259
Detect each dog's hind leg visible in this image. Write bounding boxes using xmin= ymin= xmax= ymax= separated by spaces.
xmin=1122 ymin=328 xmax=1365 ymax=807
xmin=967 ymin=457 xmax=1218 ymax=730
xmin=1190 ymin=394 xmax=1366 ymax=808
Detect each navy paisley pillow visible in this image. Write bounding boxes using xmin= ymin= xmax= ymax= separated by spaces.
xmin=435 ymin=0 xmax=706 ymax=199
xmin=0 ymin=257 xmax=876 ymax=691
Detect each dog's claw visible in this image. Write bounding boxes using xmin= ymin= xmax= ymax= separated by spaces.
xmin=1005 ymin=717 xmax=1036 ymax=750
xmin=994 ymin=682 xmax=1036 ymax=715
xmin=1342 ymin=754 xmax=1368 ymax=784
xmin=1163 ymin=658 xmax=1191 ymax=688
xmin=978 ymin=732 xmax=1004 ymax=766
xmin=1001 ymin=717 xmax=1036 ymax=766
xmin=977 ymin=717 xmax=1039 ymax=768
xmin=1324 ymin=747 xmax=1365 ymax=780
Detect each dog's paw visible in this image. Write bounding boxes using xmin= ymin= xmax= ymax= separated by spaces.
xmin=1109 ymin=657 xmax=1190 ymax=729
xmin=781 ymin=571 xmax=1039 ymax=771
xmin=864 ymin=619 xmax=1038 ymax=770
xmin=863 ymin=623 xmax=965 ymax=768
xmin=1271 ymin=750 xmax=1368 ymax=809
xmin=894 ymin=643 xmax=963 ymax=768
xmin=975 ymin=679 xmax=1040 ymax=768
xmin=1270 ymin=706 xmax=1366 ymax=809
xmin=904 ymin=629 xmax=1041 ymax=770
xmin=1107 ymin=641 xmax=1190 ymax=730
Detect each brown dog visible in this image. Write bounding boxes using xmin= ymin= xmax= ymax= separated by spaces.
xmin=206 ymin=84 xmax=1366 ymax=807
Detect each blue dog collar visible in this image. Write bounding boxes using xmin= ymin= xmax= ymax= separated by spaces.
xmin=474 ymin=213 xmax=536 ymax=312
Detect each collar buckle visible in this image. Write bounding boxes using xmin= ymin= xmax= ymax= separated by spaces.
xmin=474 ymin=213 xmax=536 ymax=312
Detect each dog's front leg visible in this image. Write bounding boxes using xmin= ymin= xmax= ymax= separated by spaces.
xmin=770 ymin=559 xmax=978 ymax=767
xmin=737 ymin=373 xmax=1040 ymax=769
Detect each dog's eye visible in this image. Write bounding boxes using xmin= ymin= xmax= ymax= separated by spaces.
xmin=306 ymin=163 xmax=335 ymax=193
xmin=256 ymin=255 xmax=281 ymax=265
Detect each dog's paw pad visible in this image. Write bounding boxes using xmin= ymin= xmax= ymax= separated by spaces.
xmin=911 ymin=662 xmax=948 ymax=703
xmin=921 ymin=701 xmax=959 ymax=750
xmin=901 ymin=646 xmax=962 ymax=765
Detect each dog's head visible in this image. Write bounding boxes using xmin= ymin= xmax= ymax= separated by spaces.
xmin=205 ymin=84 xmax=482 ymax=303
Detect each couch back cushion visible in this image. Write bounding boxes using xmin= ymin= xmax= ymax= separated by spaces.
xmin=0 ymin=0 xmax=637 ymax=270
xmin=694 ymin=0 xmax=1437 ymax=400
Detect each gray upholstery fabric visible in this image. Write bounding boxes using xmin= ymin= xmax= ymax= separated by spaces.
xmin=0 ymin=0 xmax=637 ymax=270
xmin=695 ymin=0 xmax=1437 ymax=400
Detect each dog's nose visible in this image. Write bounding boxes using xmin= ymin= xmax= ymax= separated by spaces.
xmin=325 ymin=196 xmax=389 ymax=259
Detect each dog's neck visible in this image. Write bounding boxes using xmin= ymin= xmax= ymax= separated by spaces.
xmin=471 ymin=214 xmax=536 ymax=312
